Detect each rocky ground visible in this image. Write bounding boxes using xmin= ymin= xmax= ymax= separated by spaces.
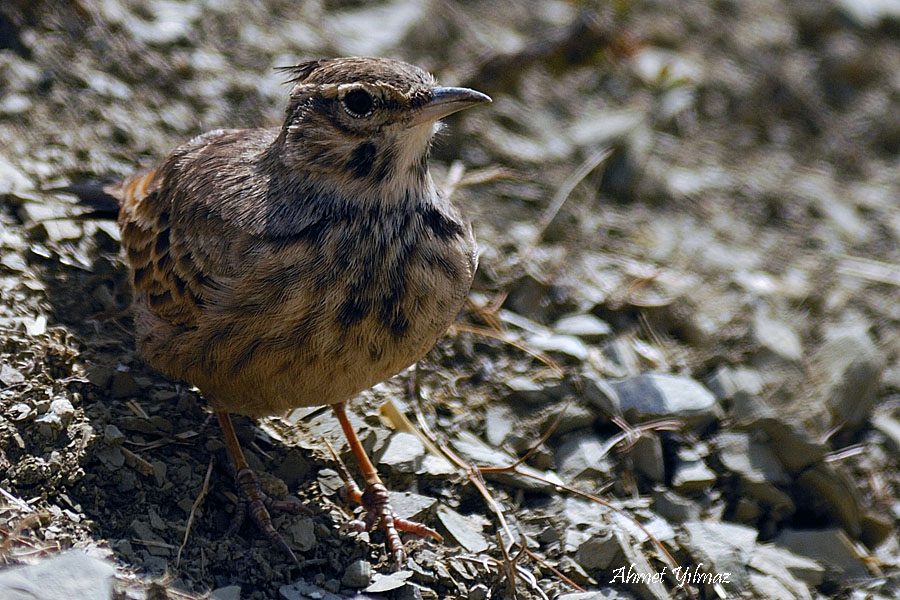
xmin=2 ymin=1 xmax=900 ymax=599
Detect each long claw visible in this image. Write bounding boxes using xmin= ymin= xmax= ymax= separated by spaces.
xmin=216 ymin=410 xmax=310 ymax=565
xmin=331 ymin=402 xmax=442 ymax=563
xmin=233 ymin=467 xmax=304 ymax=564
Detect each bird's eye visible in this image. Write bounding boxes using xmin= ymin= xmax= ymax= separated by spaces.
xmin=342 ymin=89 xmax=375 ymax=117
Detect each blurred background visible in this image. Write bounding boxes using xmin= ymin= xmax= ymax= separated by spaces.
xmin=1 ymin=1 xmax=899 ymax=599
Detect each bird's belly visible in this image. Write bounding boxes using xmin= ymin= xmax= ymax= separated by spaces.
xmin=198 ymin=290 xmax=463 ymax=416
xmin=138 ymin=243 xmax=473 ymax=417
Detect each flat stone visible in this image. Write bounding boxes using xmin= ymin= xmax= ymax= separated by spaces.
xmin=707 ymin=365 xmax=774 ymax=422
xmin=602 ymin=373 xmax=721 ymax=428
xmin=386 ymin=490 xmax=438 ymax=522
xmin=450 ymin=431 xmax=554 ymax=491
xmin=747 ymin=571 xmax=807 ymax=600
xmin=553 ymin=314 xmax=612 ymax=342
xmin=0 ymin=156 xmax=32 ymax=195
xmin=378 ymin=431 xmax=425 ymax=473
xmin=615 ymin=526 xmax=671 ymax=600
xmin=484 ymin=404 xmax=513 ymax=447
xmin=104 ymin=424 xmax=125 ymax=445
xmin=556 ymin=434 xmax=612 ymax=480
xmin=421 ymin=453 xmax=455 ymax=476
xmin=0 ymin=550 xmax=115 ymax=600
xmin=1 ymin=253 xmax=28 ymax=273
xmin=9 ymin=403 xmax=33 ymax=421
xmin=716 ymin=431 xmax=790 ymax=483
xmin=468 ymin=583 xmax=489 ymax=600
xmin=287 ymin=518 xmax=317 ymax=552
xmin=48 ymin=397 xmax=76 ymax=425
xmin=671 ymin=459 xmax=716 ymax=494
xmin=774 ymin=528 xmax=869 ymax=581
xmin=503 ymin=375 xmax=546 ymax=404
xmin=341 ymin=559 xmax=372 ymax=588
xmin=752 ymin=309 xmax=803 ymax=364
xmin=860 ymin=511 xmax=893 ymax=550
xmin=24 ymin=315 xmax=47 ymax=336
xmin=795 ymin=464 xmax=861 ymax=537
xmin=279 ymin=581 xmax=345 ymax=600
xmin=811 ymin=327 xmax=885 ymax=429
xmin=364 ymin=570 xmax=413 ymax=593
xmin=652 ymin=487 xmax=698 ymax=523
xmin=575 ymin=529 xmax=621 ymax=571
xmin=43 ymin=219 xmax=83 ymax=242
xmin=437 ymin=506 xmax=489 ymax=554
xmin=110 ymin=369 xmax=138 ymax=398
xmin=681 ymin=521 xmax=758 ymax=590
xmin=0 ymin=363 xmax=25 ymax=386
xmin=564 ymin=496 xmax=605 ymax=529
xmin=211 ymin=585 xmax=242 ymax=600
xmin=316 ymin=468 xmax=344 ymax=496
xmin=752 ymin=544 xmax=825 ymax=587
xmin=527 ymin=333 xmax=589 ymax=361
xmin=752 ymin=418 xmax=825 ymax=474
xmin=629 ymin=433 xmax=665 ymax=482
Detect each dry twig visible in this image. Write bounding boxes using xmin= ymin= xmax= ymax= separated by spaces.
xmin=176 ymin=458 xmax=213 ymax=568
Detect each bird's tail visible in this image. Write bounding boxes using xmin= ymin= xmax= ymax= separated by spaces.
xmin=45 ymin=181 xmax=121 ymax=219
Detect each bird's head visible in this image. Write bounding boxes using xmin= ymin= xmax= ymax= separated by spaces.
xmin=273 ymin=57 xmax=490 ymax=200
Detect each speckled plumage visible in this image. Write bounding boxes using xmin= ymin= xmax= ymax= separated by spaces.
xmin=113 ymin=58 xmax=481 ymax=417
xmin=98 ymin=57 xmax=489 ymax=562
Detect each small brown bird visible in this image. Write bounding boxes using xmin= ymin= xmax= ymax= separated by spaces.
xmin=74 ymin=57 xmax=490 ymax=562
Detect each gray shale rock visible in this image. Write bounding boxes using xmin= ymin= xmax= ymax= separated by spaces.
xmin=590 ymin=373 xmax=721 ymax=429
xmin=752 ymin=308 xmax=803 ymax=365
xmin=553 ymin=313 xmax=612 ymax=342
xmin=279 ymin=581 xmax=346 ymax=600
xmin=378 ymin=431 xmax=425 ymax=474
xmin=681 ymin=520 xmax=757 ymax=591
xmin=556 ymin=434 xmax=613 ymax=481
xmin=628 ymin=433 xmax=665 ymax=482
xmin=811 ymin=327 xmax=885 ymax=430
xmin=341 ymin=559 xmax=373 ymax=589
xmin=437 ymin=506 xmax=489 ymax=554
xmin=715 ymin=431 xmax=794 ymax=518
xmin=0 ymin=550 xmax=115 ymax=600
xmin=774 ymin=528 xmax=869 ymax=581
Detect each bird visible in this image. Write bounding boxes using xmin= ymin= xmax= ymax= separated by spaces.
xmin=65 ymin=57 xmax=490 ymax=563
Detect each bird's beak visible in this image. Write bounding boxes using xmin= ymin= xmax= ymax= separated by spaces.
xmin=413 ymin=86 xmax=492 ymax=125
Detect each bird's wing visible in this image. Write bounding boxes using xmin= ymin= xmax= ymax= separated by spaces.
xmin=115 ymin=168 xmax=209 ymax=328
xmin=113 ymin=129 xmax=271 ymax=329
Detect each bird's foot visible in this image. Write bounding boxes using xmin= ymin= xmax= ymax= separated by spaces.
xmin=344 ymin=480 xmax=442 ymax=564
xmin=228 ymin=466 xmax=311 ymax=564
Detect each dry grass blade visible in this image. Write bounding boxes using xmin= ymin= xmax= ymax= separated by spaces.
xmin=402 ymin=372 xmax=692 ymax=597
xmin=0 ymin=486 xmax=35 ymax=513
xmin=479 ymin=400 xmax=571 ymax=473
xmin=519 ymin=147 xmax=612 ymax=267
xmin=451 ymin=322 xmax=564 ymax=376
xmin=176 ymin=458 xmax=213 ymax=568
xmin=537 ymin=148 xmax=612 ymax=246
xmin=521 ymin=546 xmax=584 ymax=592
xmin=0 ymin=513 xmax=49 ymax=558
xmin=837 ymin=254 xmax=900 ymax=287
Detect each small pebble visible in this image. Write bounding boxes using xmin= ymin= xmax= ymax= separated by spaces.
xmin=341 ymin=559 xmax=372 ymax=588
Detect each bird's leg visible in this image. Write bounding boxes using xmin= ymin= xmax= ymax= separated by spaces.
xmin=331 ymin=401 xmax=442 ymax=564
xmin=215 ymin=410 xmax=309 ymax=564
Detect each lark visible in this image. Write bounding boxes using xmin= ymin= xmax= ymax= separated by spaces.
xmin=73 ymin=57 xmax=490 ymax=563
